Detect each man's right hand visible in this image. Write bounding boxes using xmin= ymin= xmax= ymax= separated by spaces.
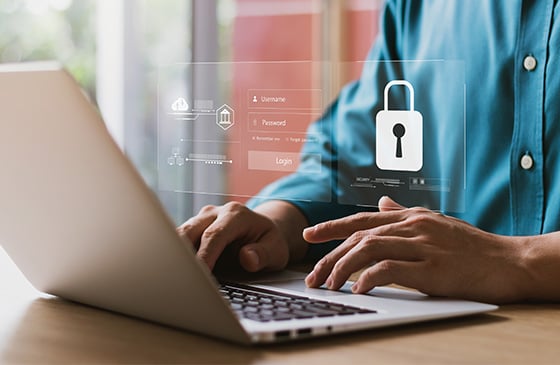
xmin=176 ymin=201 xmax=308 ymax=272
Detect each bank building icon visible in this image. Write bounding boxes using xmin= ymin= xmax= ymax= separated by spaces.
xmin=216 ymin=104 xmax=235 ymax=130
xmin=220 ymin=108 xmax=231 ymax=124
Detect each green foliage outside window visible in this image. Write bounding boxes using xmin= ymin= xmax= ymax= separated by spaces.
xmin=0 ymin=0 xmax=96 ymax=100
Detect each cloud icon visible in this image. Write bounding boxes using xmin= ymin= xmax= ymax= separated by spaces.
xmin=172 ymin=97 xmax=189 ymax=111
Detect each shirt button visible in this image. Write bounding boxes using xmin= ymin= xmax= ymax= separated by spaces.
xmin=520 ymin=153 xmax=534 ymax=170
xmin=523 ymin=55 xmax=537 ymax=71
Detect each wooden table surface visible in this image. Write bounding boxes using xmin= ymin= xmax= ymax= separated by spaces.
xmin=1 ymin=246 xmax=559 ymax=364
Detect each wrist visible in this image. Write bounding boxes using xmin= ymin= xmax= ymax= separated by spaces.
xmin=508 ymin=235 xmax=536 ymax=302
xmin=512 ymin=233 xmax=560 ymax=302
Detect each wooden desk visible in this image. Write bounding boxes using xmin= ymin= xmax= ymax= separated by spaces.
xmin=1 ymin=247 xmax=559 ymax=364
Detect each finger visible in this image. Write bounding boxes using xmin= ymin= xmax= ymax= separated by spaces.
xmin=378 ymin=196 xmax=406 ymax=212
xmin=303 ymin=210 xmax=407 ymax=243
xmin=176 ymin=206 xmax=218 ymax=249
xmin=239 ymin=233 xmax=289 ymax=273
xmin=306 ymin=228 xmax=421 ymax=288
xmin=351 ymin=260 xmax=426 ymax=294
xmin=197 ymin=205 xmax=254 ymax=270
xmin=305 ymin=233 xmax=363 ymax=288
xmin=324 ymin=236 xmax=423 ymax=290
xmin=366 ymin=219 xmax=420 ymax=238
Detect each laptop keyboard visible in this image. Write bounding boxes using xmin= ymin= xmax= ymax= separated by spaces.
xmin=219 ymin=283 xmax=377 ymax=322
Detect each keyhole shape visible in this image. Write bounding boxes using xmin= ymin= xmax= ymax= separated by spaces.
xmin=393 ymin=123 xmax=406 ymax=158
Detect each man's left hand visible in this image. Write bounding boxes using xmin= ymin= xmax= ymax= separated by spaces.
xmin=304 ymin=196 xmax=530 ymax=304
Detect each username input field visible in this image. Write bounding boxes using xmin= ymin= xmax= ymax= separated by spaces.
xmin=247 ymin=89 xmax=323 ymax=110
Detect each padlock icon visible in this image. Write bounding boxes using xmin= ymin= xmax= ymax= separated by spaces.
xmin=375 ymin=80 xmax=423 ymax=172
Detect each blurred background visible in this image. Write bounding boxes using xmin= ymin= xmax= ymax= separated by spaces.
xmin=0 ymin=0 xmax=381 ymax=222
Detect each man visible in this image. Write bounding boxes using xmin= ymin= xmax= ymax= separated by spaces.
xmin=177 ymin=0 xmax=560 ymax=304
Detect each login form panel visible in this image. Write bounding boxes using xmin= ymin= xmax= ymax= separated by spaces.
xmin=157 ymin=62 xmax=331 ymax=202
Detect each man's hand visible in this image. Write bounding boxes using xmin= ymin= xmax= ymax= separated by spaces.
xmin=304 ymin=196 xmax=531 ymax=304
xmin=177 ymin=200 xmax=308 ymax=272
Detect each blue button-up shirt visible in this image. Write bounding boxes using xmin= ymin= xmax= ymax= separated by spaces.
xmin=249 ymin=0 xmax=560 ymax=260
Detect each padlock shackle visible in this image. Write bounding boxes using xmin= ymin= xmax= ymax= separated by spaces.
xmin=383 ymin=80 xmax=415 ymax=111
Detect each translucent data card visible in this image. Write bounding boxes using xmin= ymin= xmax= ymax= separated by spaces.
xmin=336 ymin=60 xmax=466 ymax=212
xmin=157 ymin=62 xmax=333 ymax=202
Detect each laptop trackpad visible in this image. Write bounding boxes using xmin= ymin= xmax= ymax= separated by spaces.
xmin=225 ymin=270 xmax=426 ymax=300
xmin=241 ymin=270 xmax=428 ymax=301
xmin=219 ymin=269 xmax=347 ymax=297
xmin=262 ymin=279 xmax=350 ymax=297
xmin=235 ymin=270 xmax=349 ymax=297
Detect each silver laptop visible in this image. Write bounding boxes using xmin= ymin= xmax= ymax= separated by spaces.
xmin=0 ymin=62 xmax=496 ymax=345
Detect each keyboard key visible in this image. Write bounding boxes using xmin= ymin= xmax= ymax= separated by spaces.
xmin=219 ymin=283 xmax=377 ymax=322
xmin=292 ymin=310 xmax=316 ymax=319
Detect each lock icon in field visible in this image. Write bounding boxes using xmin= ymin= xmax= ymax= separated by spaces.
xmin=376 ymin=80 xmax=423 ymax=172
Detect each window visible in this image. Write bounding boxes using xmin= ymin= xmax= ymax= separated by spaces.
xmin=0 ymin=0 xmax=96 ymax=98
xmin=0 ymin=0 xmax=381 ymax=224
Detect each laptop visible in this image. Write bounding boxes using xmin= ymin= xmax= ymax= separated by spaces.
xmin=0 ymin=62 xmax=497 ymax=345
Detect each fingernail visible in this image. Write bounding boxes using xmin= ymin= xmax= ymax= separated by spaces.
xmin=326 ymin=277 xmax=333 ymax=289
xmin=303 ymin=226 xmax=313 ymax=235
xmin=246 ymin=249 xmax=260 ymax=268
xmin=351 ymin=282 xmax=360 ymax=293
xmin=305 ymin=272 xmax=315 ymax=285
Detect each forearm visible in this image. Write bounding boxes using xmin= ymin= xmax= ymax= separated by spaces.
xmin=254 ymin=200 xmax=309 ymax=263
xmin=518 ymin=232 xmax=560 ymax=301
